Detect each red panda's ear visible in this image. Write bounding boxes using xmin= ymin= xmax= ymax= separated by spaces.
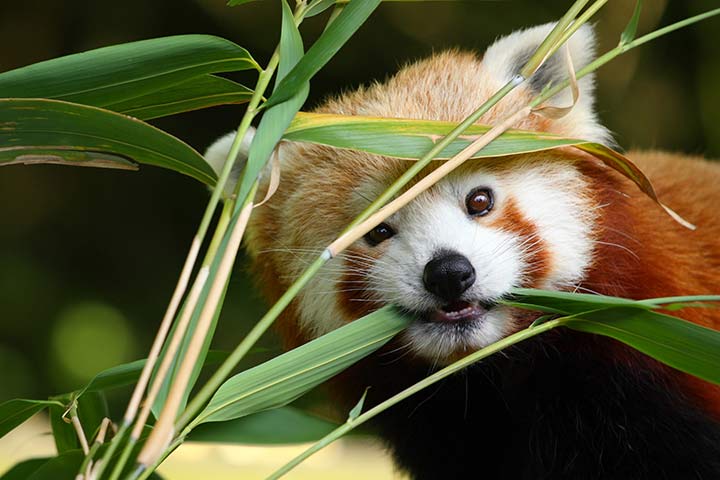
xmin=482 ymin=23 xmax=611 ymax=144
xmin=204 ymin=127 xmax=256 ymax=195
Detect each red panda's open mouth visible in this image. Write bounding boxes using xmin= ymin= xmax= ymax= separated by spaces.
xmin=425 ymin=300 xmax=493 ymax=323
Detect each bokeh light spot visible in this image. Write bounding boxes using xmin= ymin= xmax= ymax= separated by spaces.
xmin=51 ymin=301 xmax=135 ymax=385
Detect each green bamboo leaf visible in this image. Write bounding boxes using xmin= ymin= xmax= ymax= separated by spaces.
xmin=20 ymin=454 xmax=81 ymax=480
xmin=264 ymin=0 xmax=382 ymax=108
xmin=188 ymin=406 xmax=339 ymax=444
xmin=105 ymin=75 xmax=253 ymax=120
xmin=306 ymin=0 xmax=337 ymax=17
xmin=621 ymin=0 xmax=643 ymax=45
xmin=0 ymin=458 xmax=48 ymax=480
xmin=0 ymin=99 xmax=216 ymax=185
xmin=236 ymin=0 xmax=309 ymax=205
xmin=77 ymin=350 xmax=229 ymax=400
xmin=348 ymin=388 xmax=369 ymax=421
xmin=193 ymin=306 xmax=410 ymax=425
xmin=504 ymin=288 xmax=648 ymax=315
xmin=18 ymin=450 xmax=164 ymax=480
xmin=635 ymin=295 xmax=720 ymax=308
xmin=283 ymin=112 xmax=661 ymax=207
xmin=0 ymin=35 xmax=259 ymax=108
xmin=81 ymin=359 xmax=147 ymax=395
xmin=0 ymin=399 xmax=63 ymax=439
xmin=227 ymin=0 xmax=260 ymax=5
xmin=565 ymin=308 xmax=720 ymax=385
xmin=507 ymin=289 xmax=720 ymax=316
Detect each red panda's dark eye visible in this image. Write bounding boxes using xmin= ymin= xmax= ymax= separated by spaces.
xmin=364 ymin=222 xmax=396 ymax=246
xmin=466 ymin=187 xmax=494 ymax=216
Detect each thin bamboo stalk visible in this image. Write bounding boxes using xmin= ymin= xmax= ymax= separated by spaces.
xmin=328 ymin=106 xmax=532 ymax=256
xmin=70 ymin=410 xmax=90 ymax=455
xmin=269 ymin=318 xmax=564 ymax=479
xmin=136 ymin=190 xmax=257 ymax=469
xmin=105 ymin=267 xmax=211 ymax=480
xmin=121 ymin=238 xmax=200 ymax=426
xmin=518 ymin=0 xmax=589 ymax=79
xmin=79 ymin=418 xmax=110 ymax=479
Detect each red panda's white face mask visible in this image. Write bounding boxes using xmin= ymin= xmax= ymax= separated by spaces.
xmin=206 ymin=22 xmax=611 ymax=362
xmin=340 ymin=159 xmax=597 ymax=361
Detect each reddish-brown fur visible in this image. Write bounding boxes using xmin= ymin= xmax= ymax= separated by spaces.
xmin=244 ymin=49 xmax=720 ymax=431
xmin=487 ymin=197 xmax=551 ymax=288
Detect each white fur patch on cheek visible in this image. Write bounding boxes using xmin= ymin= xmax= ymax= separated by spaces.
xmin=505 ymin=162 xmax=595 ymax=289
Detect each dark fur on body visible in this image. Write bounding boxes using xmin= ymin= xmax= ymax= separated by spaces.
xmin=336 ymin=330 xmax=720 ymax=479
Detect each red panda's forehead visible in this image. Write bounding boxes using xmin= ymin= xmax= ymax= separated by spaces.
xmin=314 ymin=50 xmax=552 ymax=135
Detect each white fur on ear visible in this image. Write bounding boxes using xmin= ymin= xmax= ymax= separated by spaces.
xmin=204 ymin=127 xmax=256 ymax=195
xmin=482 ymin=23 xmax=611 ymax=144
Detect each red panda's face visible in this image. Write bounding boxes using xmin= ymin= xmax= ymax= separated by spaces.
xmin=250 ymin=152 xmax=599 ymax=362
xmin=283 ymin=155 xmax=598 ymax=362
xmin=210 ymin=22 xmax=614 ymax=362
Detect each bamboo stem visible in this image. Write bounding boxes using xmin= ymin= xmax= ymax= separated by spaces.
xmin=130 ymin=266 xmax=210 ymax=439
xmin=328 ymin=106 xmax=532 ymax=255
xmin=518 ymin=0 xmax=589 ymax=79
xmin=70 ymin=408 xmax=90 ymax=455
xmin=136 ymin=190 xmax=257 ymax=468
xmin=531 ymin=7 xmax=720 ymax=109
xmin=176 ymin=252 xmax=327 ymax=430
xmin=105 ymin=269 xmax=212 ymax=480
xmin=78 ymin=418 xmax=110 ymax=479
xmin=121 ymin=238 xmax=201 ymax=426
xmin=269 ymin=319 xmax=564 ymax=479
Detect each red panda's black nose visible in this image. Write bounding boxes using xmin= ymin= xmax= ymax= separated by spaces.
xmin=423 ymin=251 xmax=476 ymax=302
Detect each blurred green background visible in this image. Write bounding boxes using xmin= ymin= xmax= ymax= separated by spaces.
xmin=0 ymin=0 xmax=718 ymax=408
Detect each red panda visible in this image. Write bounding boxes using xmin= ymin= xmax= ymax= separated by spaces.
xmin=206 ymin=23 xmax=720 ymax=479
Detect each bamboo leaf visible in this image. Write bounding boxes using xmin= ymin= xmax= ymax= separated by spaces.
xmin=264 ymin=0 xmax=382 ymax=108
xmin=78 ymin=350 xmax=229 ymax=399
xmin=0 ymin=399 xmax=63 ymax=439
xmin=348 ymin=388 xmax=369 ymax=421
xmin=105 ymin=75 xmax=253 ymax=120
xmin=636 ymin=295 xmax=720 ymax=308
xmin=14 ymin=450 xmax=164 ymax=480
xmin=236 ymin=0 xmax=309 ymax=205
xmin=565 ymin=308 xmax=720 ymax=385
xmin=283 ymin=112 xmax=661 ymax=207
xmin=507 ymin=289 xmax=720 ymax=316
xmin=227 ymin=0 xmax=260 ymax=5
xmin=621 ymin=0 xmax=643 ymax=45
xmin=0 ymin=35 xmax=259 ymax=108
xmin=0 ymin=99 xmax=216 ymax=185
xmin=188 ymin=406 xmax=339 ymax=444
xmin=0 ymin=458 xmax=48 ymax=480
xmin=505 ymin=288 xmax=648 ymax=315
xmin=193 ymin=306 xmax=410 ymax=425
xmin=23 ymin=452 xmax=83 ymax=480
xmin=306 ymin=0 xmax=337 ymax=17
xmin=507 ymin=289 xmax=720 ymax=384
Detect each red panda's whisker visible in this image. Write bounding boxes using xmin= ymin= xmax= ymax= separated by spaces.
xmin=595 ymin=240 xmax=639 ymax=260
